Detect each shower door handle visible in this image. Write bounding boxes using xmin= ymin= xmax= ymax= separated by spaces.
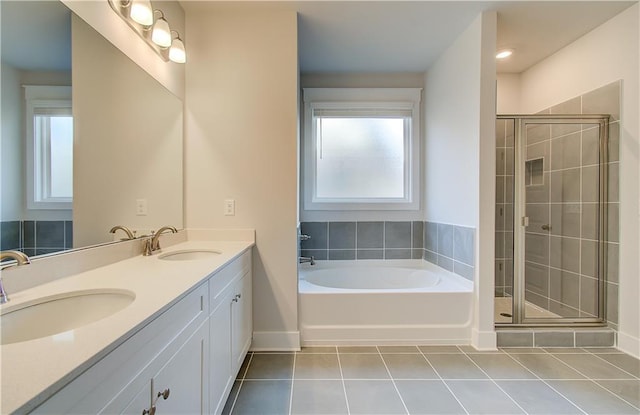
xmin=541 ymin=224 xmax=552 ymax=231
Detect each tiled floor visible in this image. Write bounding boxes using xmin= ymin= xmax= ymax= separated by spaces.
xmin=222 ymin=346 xmax=640 ymax=415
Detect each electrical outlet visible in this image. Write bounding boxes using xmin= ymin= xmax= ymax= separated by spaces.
xmin=224 ymin=199 xmax=235 ymax=216
xmin=136 ymin=199 xmax=148 ymax=216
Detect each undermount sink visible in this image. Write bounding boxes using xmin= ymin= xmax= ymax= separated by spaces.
xmin=1 ymin=289 xmax=135 ymax=345
xmin=158 ymin=249 xmax=222 ymax=261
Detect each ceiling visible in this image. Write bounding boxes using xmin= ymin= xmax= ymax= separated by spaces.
xmin=2 ymin=1 xmax=635 ymax=74
xmin=183 ymin=0 xmax=636 ymax=74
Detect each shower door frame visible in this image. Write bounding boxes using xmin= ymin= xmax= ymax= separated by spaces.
xmin=497 ymin=114 xmax=609 ymax=327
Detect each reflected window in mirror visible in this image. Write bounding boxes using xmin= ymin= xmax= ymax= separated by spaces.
xmin=25 ymin=85 xmax=73 ymax=210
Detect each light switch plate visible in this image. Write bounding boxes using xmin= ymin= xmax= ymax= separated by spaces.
xmin=224 ymin=199 xmax=235 ymax=216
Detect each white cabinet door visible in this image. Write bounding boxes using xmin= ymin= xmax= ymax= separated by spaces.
xmin=119 ymin=380 xmax=152 ymax=415
xmin=231 ymin=271 xmax=252 ymax=371
xmin=153 ymin=322 xmax=208 ymax=415
xmin=209 ymin=289 xmax=234 ymax=415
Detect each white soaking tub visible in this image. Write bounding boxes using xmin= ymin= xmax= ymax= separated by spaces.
xmin=298 ymin=260 xmax=473 ymax=345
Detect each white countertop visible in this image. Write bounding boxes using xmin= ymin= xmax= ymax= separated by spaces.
xmin=0 ymin=240 xmax=254 ymax=414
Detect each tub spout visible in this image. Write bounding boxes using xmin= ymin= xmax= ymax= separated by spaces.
xmin=299 ymin=256 xmax=315 ymax=266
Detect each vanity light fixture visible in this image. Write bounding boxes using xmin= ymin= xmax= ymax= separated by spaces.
xmin=151 ymin=10 xmax=172 ymax=48
xmin=107 ymin=0 xmax=186 ymax=64
xmin=169 ymin=31 xmax=186 ymax=63
xmin=129 ymin=0 xmax=153 ymax=26
xmin=496 ymin=49 xmax=514 ymax=59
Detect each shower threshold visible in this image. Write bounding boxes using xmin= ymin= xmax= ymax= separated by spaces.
xmin=494 ymin=296 xmax=559 ymax=323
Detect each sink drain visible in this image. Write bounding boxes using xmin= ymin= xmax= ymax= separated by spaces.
xmin=500 ymin=312 xmax=512 ymax=318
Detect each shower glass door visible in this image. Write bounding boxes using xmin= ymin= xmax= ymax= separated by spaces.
xmin=498 ymin=115 xmax=608 ymax=325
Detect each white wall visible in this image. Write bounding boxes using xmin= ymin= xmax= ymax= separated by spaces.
xmin=512 ymin=4 xmax=640 ymax=357
xmin=73 ymin=15 xmax=183 ymax=247
xmin=1 ymin=63 xmax=22 ymax=221
xmin=496 ymin=73 xmax=521 ymax=114
xmin=184 ymin=10 xmax=300 ymax=350
xmin=62 ymin=0 xmax=185 ymax=99
xmin=424 ymin=12 xmax=497 ymax=349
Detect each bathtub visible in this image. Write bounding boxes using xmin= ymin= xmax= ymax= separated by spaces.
xmin=298 ymin=260 xmax=473 ymax=345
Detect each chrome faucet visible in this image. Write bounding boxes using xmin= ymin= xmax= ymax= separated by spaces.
xmin=109 ymin=225 xmax=136 ymax=240
xmin=0 ymin=250 xmax=31 ymax=304
xmin=299 ymin=256 xmax=315 ymax=266
xmin=143 ymin=226 xmax=178 ymax=256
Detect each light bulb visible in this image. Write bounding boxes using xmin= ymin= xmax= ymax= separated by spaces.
xmin=152 ymin=17 xmax=172 ymax=47
xmin=130 ymin=0 xmax=153 ymax=26
xmin=169 ymin=37 xmax=186 ymax=63
xmin=496 ymin=49 xmax=513 ymax=59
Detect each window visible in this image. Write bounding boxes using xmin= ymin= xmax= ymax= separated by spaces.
xmin=303 ymin=88 xmax=421 ymax=210
xmin=25 ymin=86 xmax=73 ymax=210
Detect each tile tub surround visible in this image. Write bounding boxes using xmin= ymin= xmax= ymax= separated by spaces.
xmin=300 ymin=221 xmax=475 ymax=281
xmin=223 ymin=346 xmax=640 ymax=415
xmin=0 ymin=220 xmax=73 ymax=257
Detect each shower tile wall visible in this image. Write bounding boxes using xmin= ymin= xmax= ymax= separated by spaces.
xmin=300 ymin=221 xmax=475 ymax=281
xmin=0 ymin=220 xmax=73 ymax=257
xmin=497 ymin=81 xmax=620 ymax=326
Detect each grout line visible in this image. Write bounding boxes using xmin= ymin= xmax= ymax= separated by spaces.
xmin=228 ymin=352 xmax=254 ymax=415
xmin=417 ymin=348 xmax=470 ymax=415
xmin=335 ymin=346 xmax=351 ymax=415
xmin=288 ymin=352 xmax=296 ymax=415
xmin=582 ymin=349 xmax=640 ymax=380
xmin=376 ymin=346 xmax=410 ymax=415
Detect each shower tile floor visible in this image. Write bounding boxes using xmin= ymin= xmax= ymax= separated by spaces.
xmin=223 ymin=346 xmax=640 ymax=415
xmin=495 ymin=297 xmax=560 ymax=323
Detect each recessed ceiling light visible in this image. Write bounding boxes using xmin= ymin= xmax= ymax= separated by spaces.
xmin=496 ymin=49 xmax=513 ymax=59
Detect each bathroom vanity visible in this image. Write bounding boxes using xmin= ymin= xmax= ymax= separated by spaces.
xmin=1 ymin=239 xmax=253 ymax=415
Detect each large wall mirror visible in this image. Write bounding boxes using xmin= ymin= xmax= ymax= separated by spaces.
xmin=1 ymin=1 xmax=183 ymax=257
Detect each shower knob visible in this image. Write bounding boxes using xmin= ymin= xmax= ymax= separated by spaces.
xmin=541 ymin=224 xmax=552 ymax=231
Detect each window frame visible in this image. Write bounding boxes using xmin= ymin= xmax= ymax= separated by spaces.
xmin=302 ymin=88 xmax=421 ymax=211
xmin=24 ymin=85 xmax=73 ymax=210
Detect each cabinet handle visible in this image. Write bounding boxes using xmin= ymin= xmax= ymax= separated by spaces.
xmin=157 ymin=388 xmax=170 ymax=400
xmin=142 ymin=406 xmax=156 ymax=415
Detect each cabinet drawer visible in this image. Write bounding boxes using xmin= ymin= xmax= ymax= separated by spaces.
xmin=34 ymin=283 xmax=208 ymax=414
xmin=209 ymin=250 xmax=251 ymax=313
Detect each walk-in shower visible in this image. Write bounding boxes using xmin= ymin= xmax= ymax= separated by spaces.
xmin=495 ymin=114 xmax=611 ymax=326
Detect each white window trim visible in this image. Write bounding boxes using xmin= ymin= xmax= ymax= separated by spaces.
xmin=303 ymin=88 xmax=421 ymax=211
xmin=24 ymin=85 xmax=73 ymax=210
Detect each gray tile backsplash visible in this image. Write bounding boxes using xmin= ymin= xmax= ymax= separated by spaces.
xmin=299 ymin=220 xmax=476 ymax=280
xmin=0 ymin=220 xmax=72 ymax=256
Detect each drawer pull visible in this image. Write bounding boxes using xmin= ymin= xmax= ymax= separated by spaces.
xmin=158 ymin=388 xmax=171 ymax=400
xmin=142 ymin=406 xmax=156 ymax=415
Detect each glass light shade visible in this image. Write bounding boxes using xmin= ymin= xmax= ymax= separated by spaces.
xmin=130 ymin=0 xmax=153 ymax=26
xmin=496 ymin=49 xmax=513 ymax=59
xmin=152 ymin=17 xmax=172 ymax=47
xmin=169 ymin=37 xmax=186 ymax=63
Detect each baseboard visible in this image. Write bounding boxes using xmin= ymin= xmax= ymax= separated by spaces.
xmin=300 ymin=325 xmax=472 ymax=346
xmin=617 ymin=331 xmax=640 ymax=358
xmin=471 ymin=328 xmax=497 ymax=350
xmin=250 ymin=331 xmax=301 ymax=351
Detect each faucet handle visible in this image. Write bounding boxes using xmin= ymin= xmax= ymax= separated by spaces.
xmin=299 ymin=234 xmax=311 ymax=241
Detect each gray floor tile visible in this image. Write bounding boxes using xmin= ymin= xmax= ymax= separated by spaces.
xmin=548 ymin=380 xmax=639 ymax=414
xmin=596 ymin=379 xmax=640 ymax=408
xmin=418 ymin=345 xmax=462 ymax=354
xmin=231 ymin=380 xmax=291 ymax=415
xmin=294 ymin=353 xmax=342 ymax=379
xmin=583 ymin=347 xmax=624 ymax=354
xmin=298 ymin=346 xmax=337 ymax=354
xmin=496 ymin=380 xmax=583 ymax=414
xmin=290 ymin=380 xmax=348 ymax=414
xmin=425 ymin=353 xmax=488 ymax=379
xmin=339 ymin=353 xmax=390 ymax=379
xmin=382 ymin=354 xmax=438 ymax=379
xmin=467 ymin=353 xmax=537 ymax=379
xmin=594 ymin=353 xmax=640 ymax=377
xmin=343 ymin=380 xmax=406 ymax=414
xmin=445 ymin=380 xmax=525 ymax=414
xmin=338 ymin=346 xmax=378 ymax=353
xmin=395 ymin=380 xmax=466 ymax=414
xmin=553 ymin=353 xmax=635 ymax=379
xmin=244 ymin=353 xmax=294 ymax=379
xmin=378 ymin=345 xmax=419 ymax=353
xmin=221 ymin=380 xmax=241 ymax=415
xmin=544 ymin=347 xmax=588 ymax=354
xmin=510 ymin=353 xmax=586 ymax=379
